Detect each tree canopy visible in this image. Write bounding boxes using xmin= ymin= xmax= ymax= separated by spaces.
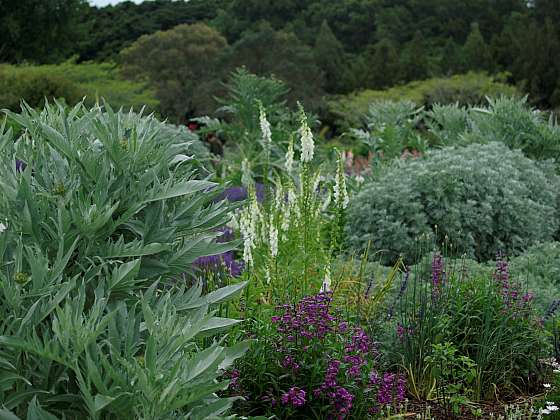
xmin=2 ymin=0 xmax=560 ymax=111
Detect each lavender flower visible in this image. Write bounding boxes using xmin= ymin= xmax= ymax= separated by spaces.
xmin=193 ymin=227 xmax=243 ymax=276
xmin=431 ymin=253 xmax=444 ymax=298
xmin=494 ymin=251 xmax=521 ymax=307
xmin=281 ymin=387 xmax=306 ymax=407
xmin=376 ymin=373 xmax=406 ymax=406
xmin=16 ymin=159 xmax=26 ymax=172
xmin=388 ymin=267 xmax=410 ymax=319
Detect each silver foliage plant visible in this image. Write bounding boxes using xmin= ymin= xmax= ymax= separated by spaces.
xmin=0 ymin=102 xmax=247 ymax=419
xmin=346 ymin=142 xmax=560 ymax=264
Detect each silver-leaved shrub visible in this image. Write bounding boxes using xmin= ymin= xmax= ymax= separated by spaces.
xmin=0 ymin=102 xmax=247 ymax=419
xmin=346 ymin=142 xmax=560 ymax=264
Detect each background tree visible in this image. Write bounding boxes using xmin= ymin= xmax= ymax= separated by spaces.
xmin=77 ymin=0 xmax=225 ymax=61
xmin=314 ymin=20 xmax=349 ymax=94
xmin=440 ymin=37 xmax=466 ymax=75
xmin=400 ymin=31 xmax=431 ymax=81
xmin=365 ymin=39 xmax=401 ymax=89
xmin=120 ymin=23 xmax=228 ymax=121
xmin=0 ymin=0 xmax=87 ymax=63
xmin=463 ymin=22 xmax=493 ymax=71
xmin=228 ymin=22 xmax=325 ymax=109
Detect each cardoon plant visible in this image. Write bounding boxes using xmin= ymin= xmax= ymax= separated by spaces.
xmin=0 ymin=102 xmax=248 ymax=418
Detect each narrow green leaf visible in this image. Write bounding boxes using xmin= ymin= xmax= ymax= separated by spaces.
xmin=144 ymin=180 xmax=215 ymax=203
xmin=93 ymin=395 xmax=115 ymax=412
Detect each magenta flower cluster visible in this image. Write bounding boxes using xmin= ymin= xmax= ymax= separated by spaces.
xmin=269 ymin=292 xmax=406 ymax=418
xmin=370 ymin=371 xmax=406 ymax=405
xmin=271 ymin=292 xmax=336 ymax=341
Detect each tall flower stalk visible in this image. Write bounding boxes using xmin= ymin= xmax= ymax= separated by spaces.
xmin=331 ymin=149 xmax=349 ymax=256
xmin=238 ymin=103 xmax=333 ymax=308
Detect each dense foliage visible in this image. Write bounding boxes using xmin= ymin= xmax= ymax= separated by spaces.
xmin=391 ymin=255 xmax=547 ymax=410
xmin=78 ymin=0 xmax=225 ymax=61
xmin=234 ymin=293 xmax=407 ymax=419
xmin=0 ymin=0 xmax=87 ymax=63
xmin=120 ymin=23 xmax=227 ymax=120
xmin=4 ymin=0 xmax=560 ymax=121
xmin=0 ymin=62 xmax=158 ymax=113
xmin=3 ymin=10 xmax=560 ymax=414
xmin=329 ymin=73 xmax=518 ymax=131
xmin=346 ymin=142 xmax=559 ymax=264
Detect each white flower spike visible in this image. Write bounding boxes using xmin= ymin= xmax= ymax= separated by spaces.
xmin=259 ymin=102 xmax=272 ymax=149
xmin=298 ymin=105 xmax=314 ymax=163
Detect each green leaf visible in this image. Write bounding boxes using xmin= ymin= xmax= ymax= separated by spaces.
xmin=199 ymin=318 xmax=241 ymax=336
xmin=93 ymin=395 xmax=115 ymax=412
xmin=144 ymin=180 xmax=215 ymax=203
xmin=26 ymin=397 xmax=59 ymax=420
xmin=188 ymin=397 xmax=239 ymax=420
xmin=0 ymin=408 xmax=20 ymax=420
xmin=204 ymin=282 xmax=247 ymax=306
xmin=219 ymin=340 xmax=251 ymax=370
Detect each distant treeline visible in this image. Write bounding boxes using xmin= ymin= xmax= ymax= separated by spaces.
xmin=1 ymin=0 xmax=559 ymax=113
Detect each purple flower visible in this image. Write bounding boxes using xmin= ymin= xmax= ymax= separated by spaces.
xmin=193 ymin=227 xmax=243 ymax=276
xmin=281 ymin=387 xmax=306 ymax=407
xmin=193 ymin=252 xmax=243 ymax=277
xmin=219 ymin=183 xmax=266 ymax=203
xmin=431 ymin=253 xmax=444 ymax=299
xmin=281 ymin=355 xmax=300 ymax=371
xmin=369 ymin=370 xmax=380 ymax=385
xmin=225 ymin=369 xmax=241 ymax=392
xmin=16 ymin=159 xmax=26 ymax=172
xmin=396 ymin=324 xmax=405 ymax=341
xmin=494 ymin=251 xmax=522 ymax=308
xmin=522 ymin=292 xmax=533 ymax=303
xmin=377 ymin=373 xmax=406 ymax=406
xmin=388 ymin=267 xmax=410 ymax=319
xmin=272 ymin=292 xmax=336 ymax=342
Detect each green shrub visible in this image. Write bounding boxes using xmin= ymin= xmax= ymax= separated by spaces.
xmin=327 ymin=72 xmax=518 ymax=131
xmin=346 ymin=142 xmax=559 ymax=264
xmin=349 ymin=100 xmax=427 ymax=161
xmin=425 ymin=97 xmax=560 ymax=162
xmin=0 ymin=65 xmax=82 ymax=110
xmin=504 ymin=242 xmax=560 ymax=312
xmin=0 ymin=62 xmax=159 ymax=113
xmin=466 ymin=97 xmax=560 ymax=161
xmin=0 ymin=102 xmax=246 ymax=418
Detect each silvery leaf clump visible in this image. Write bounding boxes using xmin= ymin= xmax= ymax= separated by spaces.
xmin=346 ymin=142 xmax=560 ymax=264
xmin=0 ymin=101 xmax=247 ymax=418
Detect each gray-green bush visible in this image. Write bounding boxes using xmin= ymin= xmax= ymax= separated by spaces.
xmin=0 ymin=102 xmax=246 ymax=418
xmin=346 ymin=142 xmax=560 ymax=264
xmin=427 ymin=97 xmax=560 ymax=161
